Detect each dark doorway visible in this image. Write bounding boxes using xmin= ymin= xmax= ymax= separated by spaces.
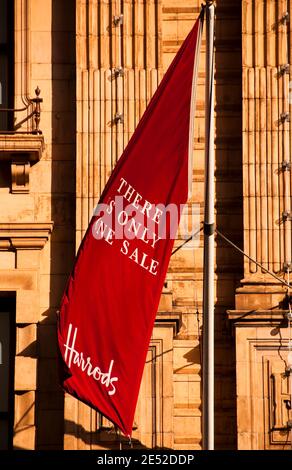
xmin=0 ymin=294 xmax=16 ymax=450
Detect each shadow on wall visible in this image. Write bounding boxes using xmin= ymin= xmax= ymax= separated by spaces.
xmin=213 ymin=0 xmax=243 ymax=450
xmin=35 ymin=0 xmax=76 ymax=450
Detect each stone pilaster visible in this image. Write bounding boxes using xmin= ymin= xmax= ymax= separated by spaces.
xmin=229 ymin=0 xmax=292 ymax=449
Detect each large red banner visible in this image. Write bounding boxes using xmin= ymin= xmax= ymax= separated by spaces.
xmin=58 ymin=12 xmax=203 ymax=437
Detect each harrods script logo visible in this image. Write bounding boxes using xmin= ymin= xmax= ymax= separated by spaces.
xmin=64 ymin=323 xmax=118 ymax=396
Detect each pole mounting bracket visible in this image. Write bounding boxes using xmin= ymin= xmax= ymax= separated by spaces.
xmin=283 ymin=262 xmax=292 ymax=272
xmin=281 ymin=12 xmax=290 ymax=24
xmin=113 ymin=14 xmax=123 ymax=26
xmin=280 ymin=63 xmax=290 ymax=74
xmin=280 ymin=112 xmax=290 ymax=123
xmin=281 ymin=160 xmax=291 ymax=171
xmin=282 ymin=211 xmax=292 ymax=222
xmin=114 ymin=112 xmax=124 ymax=124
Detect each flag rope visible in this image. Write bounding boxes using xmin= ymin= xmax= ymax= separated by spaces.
xmin=171 ymin=225 xmax=203 ymax=256
xmin=171 ymin=223 xmax=292 ymax=290
xmin=216 ymin=229 xmax=292 ymax=290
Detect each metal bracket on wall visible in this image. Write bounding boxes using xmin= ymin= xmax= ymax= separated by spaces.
xmin=280 ymin=112 xmax=290 ymax=123
xmin=113 ymin=14 xmax=123 ymax=26
xmin=114 ymin=112 xmax=124 ymax=124
xmin=282 ymin=211 xmax=292 ymax=222
xmin=281 ymin=160 xmax=291 ymax=171
xmin=281 ymin=12 xmax=290 ymax=24
xmin=113 ymin=67 xmax=124 ymax=78
xmin=280 ymin=63 xmax=290 ymax=74
xmin=283 ymin=262 xmax=292 ymax=272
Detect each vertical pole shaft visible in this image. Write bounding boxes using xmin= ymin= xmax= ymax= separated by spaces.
xmin=202 ymin=1 xmax=215 ymax=451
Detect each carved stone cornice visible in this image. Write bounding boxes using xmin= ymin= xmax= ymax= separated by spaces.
xmin=0 ymin=222 xmax=53 ymax=250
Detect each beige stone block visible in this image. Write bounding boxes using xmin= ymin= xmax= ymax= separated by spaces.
xmin=162 ymin=432 xmax=173 ymax=449
xmin=30 ymin=0 xmax=52 ymax=32
xmin=0 ymin=195 xmax=35 ymax=222
xmin=16 ymin=290 xmax=40 ymax=324
xmin=0 ymin=251 xmax=15 ymax=269
xmin=236 ymin=362 xmax=250 ymax=397
xmin=30 ymin=160 xmax=52 ymax=193
xmin=0 ymin=270 xmax=37 ymax=290
xmin=237 ymin=396 xmax=251 ymax=433
xmin=174 ymin=381 xmax=189 ymax=405
xmin=31 ymin=63 xmax=52 ymax=80
xmin=161 ymin=396 xmax=174 ymax=434
xmin=16 ymin=250 xmax=40 ymax=269
xmin=39 ymin=241 xmax=50 ymax=274
xmin=14 ymin=391 xmax=35 ymax=429
xmin=16 ymin=324 xmax=37 ymax=356
xmin=235 ymin=338 xmax=249 ymax=363
xmin=170 ymin=248 xmax=197 ymax=272
xmin=13 ymin=425 xmax=36 ymax=450
xmin=235 ymin=292 xmax=273 ymax=310
xmin=33 ymin=194 xmax=52 ymax=223
xmin=237 ymin=431 xmax=252 ymax=450
xmin=15 ymin=357 xmax=37 ymax=391
xmin=174 ymin=378 xmax=200 ymax=407
xmin=31 ymin=32 xmax=52 ymax=64
xmin=172 ymin=279 xmax=195 ymax=301
xmin=173 ymin=415 xmax=201 ymax=437
xmin=160 ymin=361 xmax=174 ymax=398
xmin=158 ymin=292 xmax=172 ymax=311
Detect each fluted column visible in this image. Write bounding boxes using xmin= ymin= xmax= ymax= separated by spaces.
xmin=241 ymin=0 xmax=291 ymax=291
xmin=76 ymin=0 xmax=163 ymax=248
xmin=229 ymin=0 xmax=292 ymax=450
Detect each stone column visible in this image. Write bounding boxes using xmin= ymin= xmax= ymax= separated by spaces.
xmin=75 ymin=0 xmax=163 ymax=246
xmin=229 ymin=0 xmax=292 ymax=449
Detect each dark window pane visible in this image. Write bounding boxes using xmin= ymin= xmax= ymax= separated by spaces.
xmin=0 ymin=0 xmax=13 ymax=131
xmin=0 ymin=0 xmax=8 ymax=45
xmin=0 ymin=297 xmax=15 ymax=450
xmin=0 ymin=54 xmax=8 ymax=129
xmin=0 ymin=311 xmax=10 ymax=412
xmin=0 ymin=419 xmax=9 ymax=450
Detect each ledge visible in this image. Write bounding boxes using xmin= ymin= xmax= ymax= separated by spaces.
xmin=155 ymin=312 xmax=182 ymax=336
xmin=0 ymin=135 xmax=45 ymax=193
xmin=227 ymin=308 xmax=289 ymax=326
xmin=0 ymin=222 xmax=53 ymax=250
xmin=0 ymin=134 xmax=45 ymax=162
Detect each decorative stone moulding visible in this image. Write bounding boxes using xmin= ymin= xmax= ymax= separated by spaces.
xmin=0 ymin=134 xmax=45 ymax=194
xmin=0 ymin=223 xmax=53 ymax=250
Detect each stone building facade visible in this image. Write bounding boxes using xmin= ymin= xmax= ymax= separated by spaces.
xmin=0 ymin=0 xmax=291 ymax=450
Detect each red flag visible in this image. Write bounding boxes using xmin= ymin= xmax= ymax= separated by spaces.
xmin=58 ymin=12 xmax=203 ymax=437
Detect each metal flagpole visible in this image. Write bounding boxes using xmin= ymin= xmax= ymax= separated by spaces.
xmin=202 ymin=0 xmax=215 ymax=450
